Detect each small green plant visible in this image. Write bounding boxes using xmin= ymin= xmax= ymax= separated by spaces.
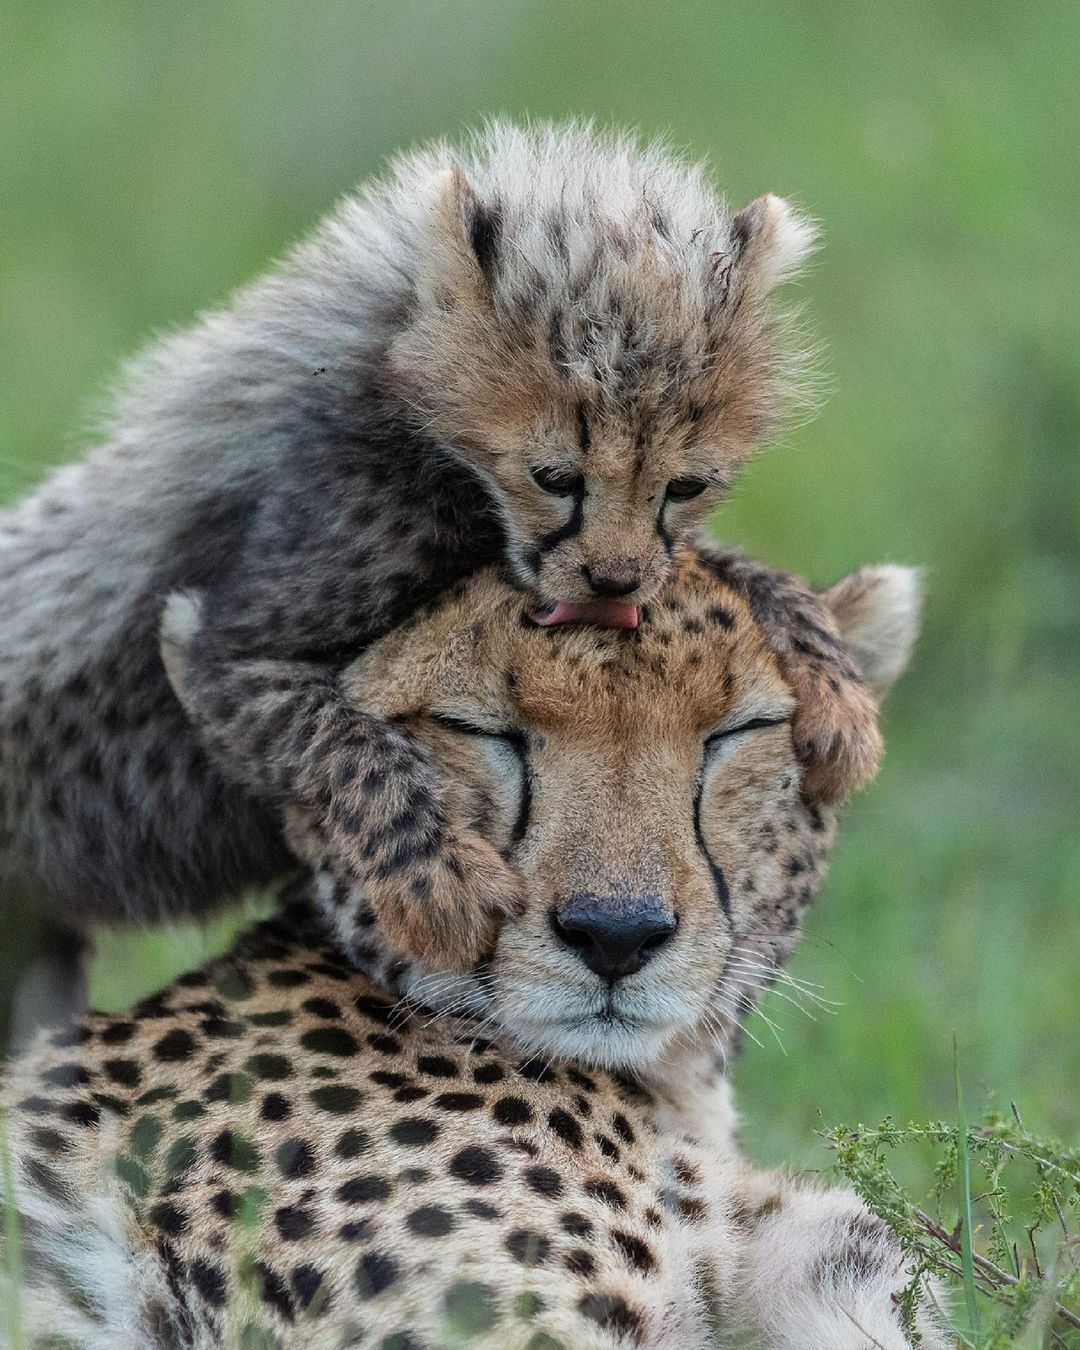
xmin=824 ymin=1104 xmax=1080 ymax=1347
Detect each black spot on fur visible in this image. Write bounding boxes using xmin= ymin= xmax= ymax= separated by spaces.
xmin=61 ymin=1100 xmax=99 ymax=1129
xmin=100 ymin=1022 xmax=136 ymax=1046
xmin=148 ymin=1202 xmax=188 ymax=1238
xmin=417 ymin=1055 xmax=458 ymax=1078
xmin=548 ymin=1108 xmax=583 ymax=1149
xmin=253 ymin=1260 xmax=293 ymax=1321
xmin=612 ymin=1229 xmax=657 ymax=1274
xmin=389 ymin=1117 xmax=439 ymax=1147
xmin=103 ymin=1058 xmax=142 ymax=1088
xmin=584 ymin=1177 xmax=627 ymax=1209
xmin=205 ymin=1072 xmax=253 ymax=1105
xmin=211 ymin=1129 xmax=259 ymax=1173
xmin=276 ymin=1205 xmax=316 ymax=1241
xmin=449 ymin=1145 xmax=503 ymax=1187
xmin=506 ymin=1229 xmax=551 ymax=1267
xmin=472 ymin=1062 xmax=504 ymax=1084
xmin=524 ymin=1165 xmax=563 ymax=1198
xmin=355 ymin=1250 xmax=399 ymax=1299
xmin=433 ymin=1092 xmax=483 ymax=1112
xmin=407 ymin=1205 xmax=456 ymax=1237
xmin=310 ymin=1084 xmax=363 ymax=1114
xmin=560 ymin=1211 xmax=594 ymax=1239
xmin=41 ymin=1063 xmax=92 ymax=1089
xmin=565 ymin=1247 xmax=596 ymax=1277
xmin=301 ymin=1027 xmax=358 ymax=1057
xmin=244 ymin=1053 xmax=292 ymax=1081
xmin=577 ymin=401 xmax=591 ymax=452
xmin=578 ymin=1292 xmax=642 ymax=1337
xmin=492 ymin=1096 xmax=532 ymax=1126
xmin=337 ymin=1174 xmax=392 ymax=1204
xmin=152 ymin=1029 xmax=196 ymax=1062
xmin=190 ymin=1258 xmax=226 ymax=1308
xmin=28 ymin=1127 xmax=71 ymax=1156
xmin=291 ymin=1263 xmax=328 ymax=1313
xmin=275 ymin=1138 xmax=315 ymax=1180
xmin=468 ymin=201 xmax=503 ymax=280
xmin=336 ymin=1128 xmax=372 ymax=1160
xmin=261 ymin=1092 xmax=291 ymax=1121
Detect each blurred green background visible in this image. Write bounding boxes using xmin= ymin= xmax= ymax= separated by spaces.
xmin=2 ymin=0 xmax=1077 ymax=1170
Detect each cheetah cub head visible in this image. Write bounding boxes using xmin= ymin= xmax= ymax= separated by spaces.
xmin=385 ymin=122 xmax=817 ymax=616
xmin=251 ymin=550 xmax=916 ymax=1071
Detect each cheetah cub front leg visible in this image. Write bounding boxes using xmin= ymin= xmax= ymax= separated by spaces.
xmin=161 ymin=593 xmax=522 ymax=968
xmin=730 ymin=1171 xmax=950 ymax=1349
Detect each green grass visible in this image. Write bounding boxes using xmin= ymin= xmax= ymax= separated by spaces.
xmin=2 ymin=0 xmax=1078 ymax=1178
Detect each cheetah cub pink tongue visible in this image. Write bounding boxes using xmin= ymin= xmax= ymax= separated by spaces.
xmin=530 ymin=599 xmax=639 ymax=629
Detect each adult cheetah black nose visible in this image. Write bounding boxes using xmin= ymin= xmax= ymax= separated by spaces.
xmin=581 ymin=562 xmax=641 ymax=597
xmin=550 ymin=895 xmax=677 ymax=980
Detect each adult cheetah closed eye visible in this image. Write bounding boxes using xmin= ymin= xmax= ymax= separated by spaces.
xmin=1 ymin=548 xmax=943 ymax=1349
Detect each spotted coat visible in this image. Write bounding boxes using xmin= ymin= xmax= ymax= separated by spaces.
xmin=1 ymin=551 xmax=938 ymax=1348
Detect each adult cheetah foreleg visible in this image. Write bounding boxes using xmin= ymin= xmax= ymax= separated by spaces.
xmin=729 ymin=1171 xmax=951 ymax=1349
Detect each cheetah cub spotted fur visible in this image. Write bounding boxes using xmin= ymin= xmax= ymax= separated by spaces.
xmin=1 ymin=549 xmax=942 ymax=1349
xmin=0 ymin=120 xmax=877 ymax=976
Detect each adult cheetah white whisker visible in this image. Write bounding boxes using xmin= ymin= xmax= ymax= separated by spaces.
xmin=725 ymin=956 xmax=837 ymax=1021
xmin=728 ymin=943 xmax=842 ymax=1012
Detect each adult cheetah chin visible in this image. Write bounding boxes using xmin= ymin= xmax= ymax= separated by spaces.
xmin=2 ymin=548 xmax=947 ymax=1349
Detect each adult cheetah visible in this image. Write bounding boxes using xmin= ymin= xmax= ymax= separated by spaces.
xmin=0 ymin=548 xmax=944 ymax=1349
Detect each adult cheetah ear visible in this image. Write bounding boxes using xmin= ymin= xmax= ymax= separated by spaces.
xmin=416 ymin=164 xmax=501 ymax=307
xmin=821 ymin=565 xmax=922 ymax=701
xmin=726 ymin=193 xmax=818 ymax=294
xmin=782 ymin=564 xmax=919 ymax=805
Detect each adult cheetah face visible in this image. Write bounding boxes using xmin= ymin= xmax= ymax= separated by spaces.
xmin=387 ymin=143 xmax=817 ymax=613
xmin=329 ymin=550 xmax=918 ymax=1070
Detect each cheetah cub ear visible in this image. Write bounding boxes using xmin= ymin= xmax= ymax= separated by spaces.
xmin=821 ymin=565 xmax=922 ymax=700
xmin=414 ymin=164 xmax=499 ymax=309
xmin=727 ymin=192 xmax=818 ymax=293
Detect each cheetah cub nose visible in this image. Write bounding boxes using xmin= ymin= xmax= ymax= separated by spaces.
xmin=581 ymin=560 xmax=642 ymax=598
xmin=550 ymin=895 xmax=677 ymax=980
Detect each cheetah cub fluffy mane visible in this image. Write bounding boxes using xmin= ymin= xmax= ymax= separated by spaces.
xmin=1 ymin=549 xmax=944 ymax=1349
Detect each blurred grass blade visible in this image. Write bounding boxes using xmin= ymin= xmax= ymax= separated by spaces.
xmin=954 ymin=1038 xmax=980 ymax=1334
xmin=2 ymin=1115 xmax=25 ymax=1350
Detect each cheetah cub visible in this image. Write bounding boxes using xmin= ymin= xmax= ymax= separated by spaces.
xmin=0 ymin=121 xmax=878 ymax=971
xmin=1 ymin=548 xmax=945 ymax=1348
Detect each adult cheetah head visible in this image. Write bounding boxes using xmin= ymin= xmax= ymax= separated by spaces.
xmin=266 ymin=550 xmax=918 ymax=1070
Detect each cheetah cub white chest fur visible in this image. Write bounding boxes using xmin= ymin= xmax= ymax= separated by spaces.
xmin=2 ymin=548 xmax=943 ymax=1349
